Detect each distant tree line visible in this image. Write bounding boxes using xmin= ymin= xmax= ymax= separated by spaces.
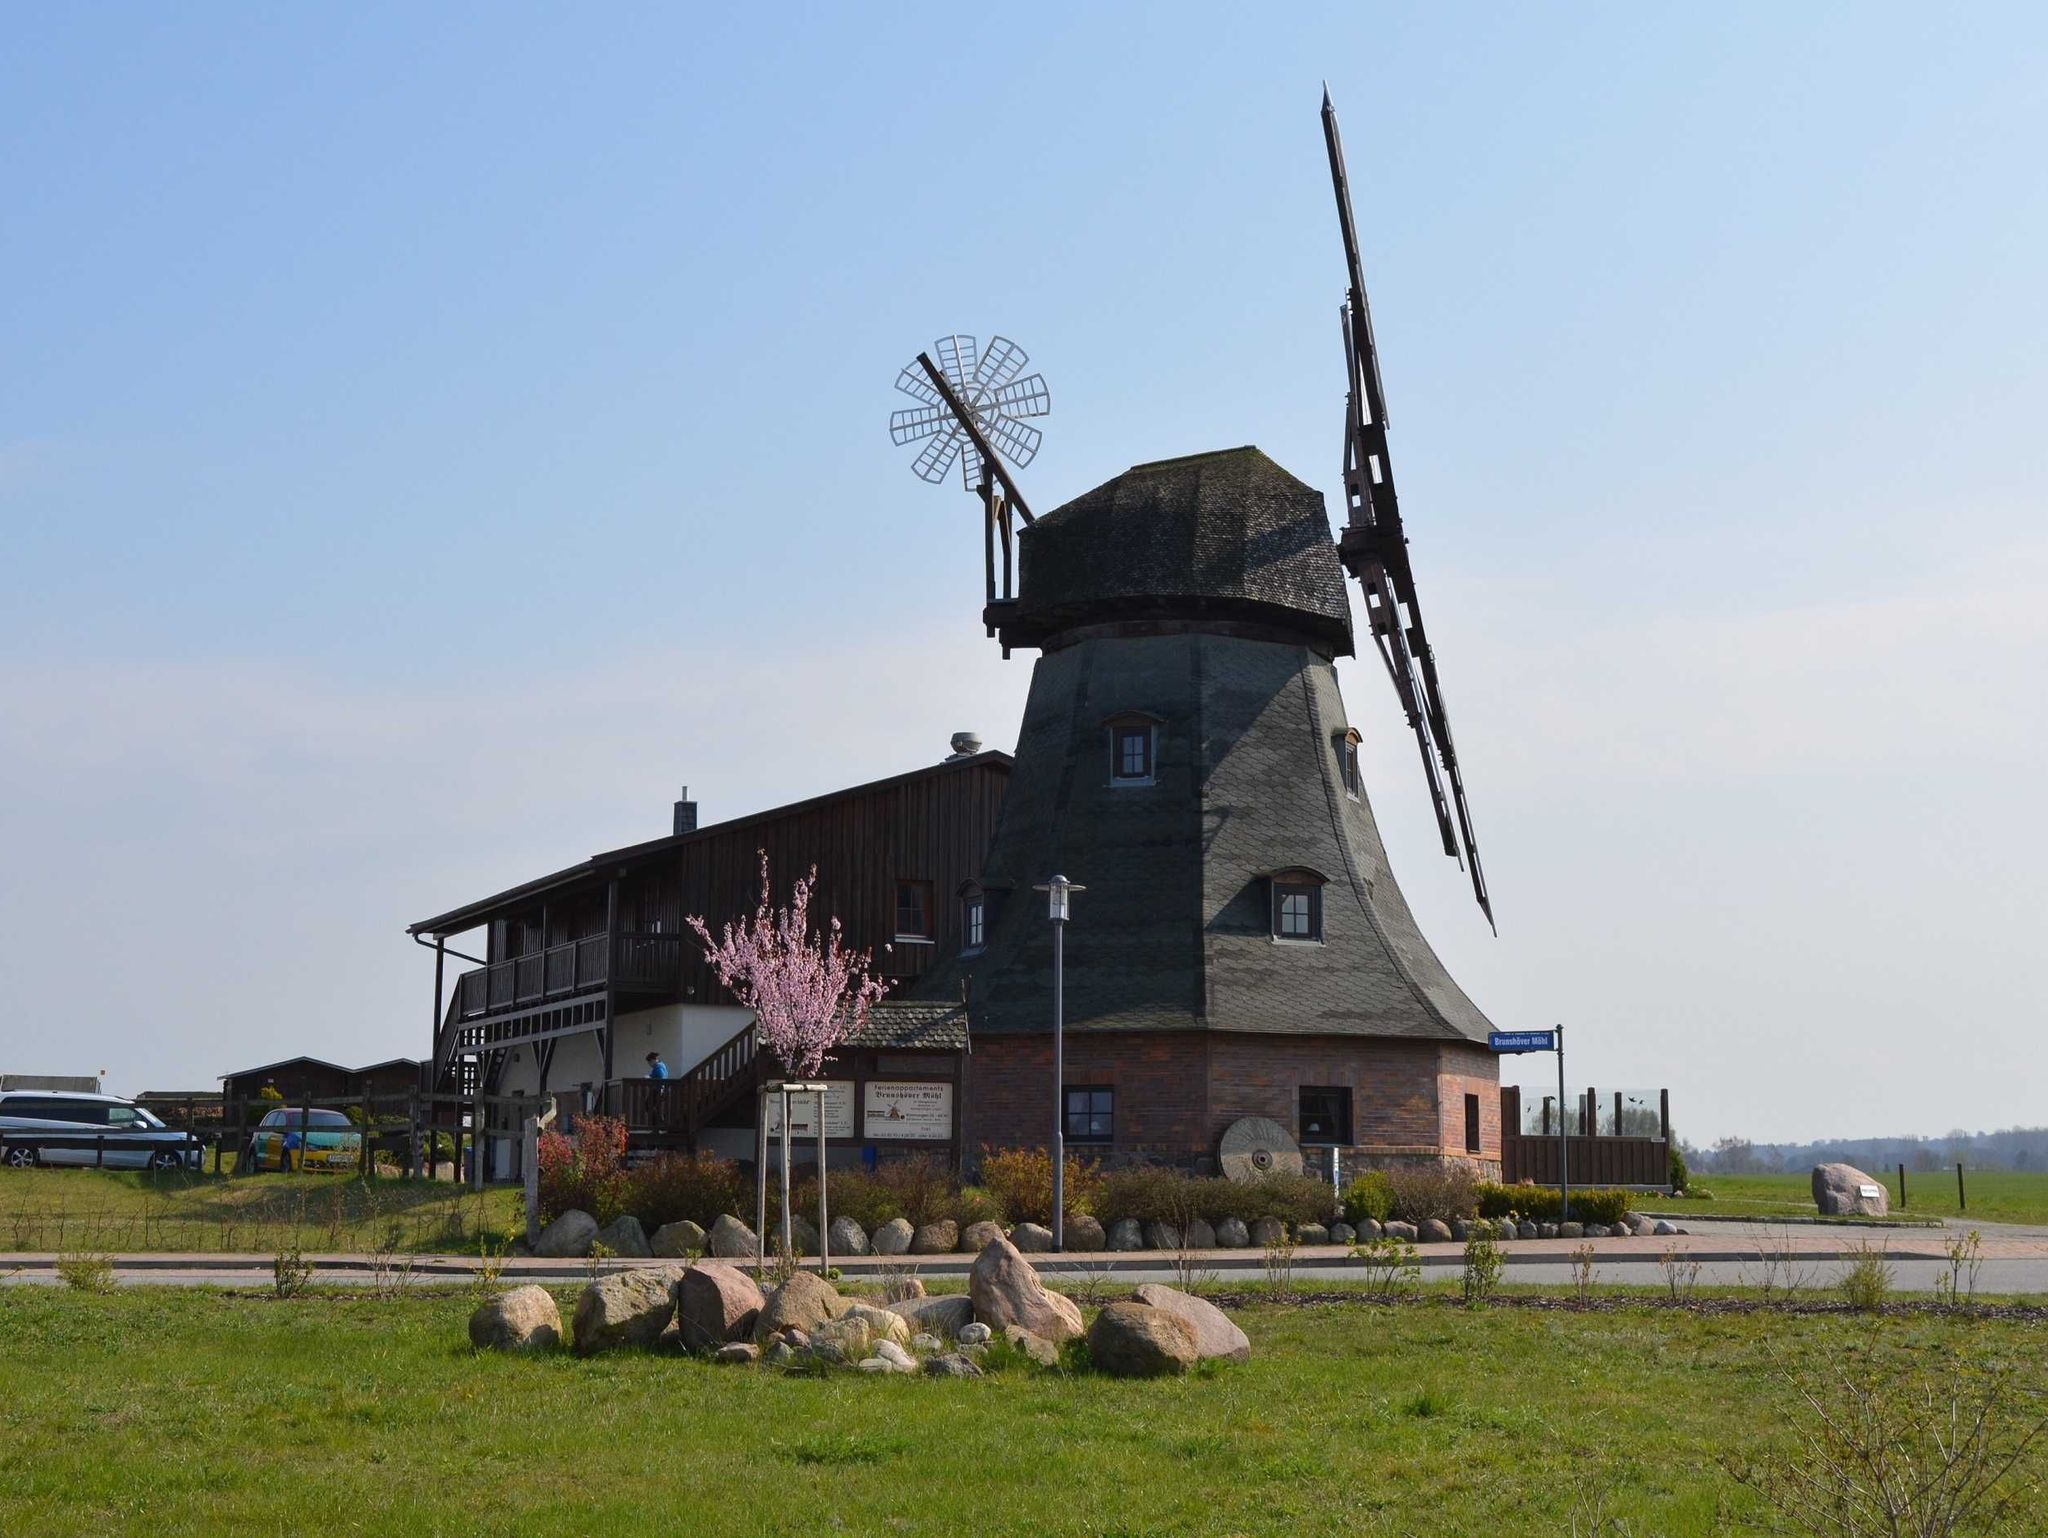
xmin=1682 ymin=1125 xmax=2048 ymax=1175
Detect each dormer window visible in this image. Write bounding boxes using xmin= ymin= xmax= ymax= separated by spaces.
xmin=1268 ymin=867 xmax=1327 ymax=943
xmin=1105 ymin=711 xmax=1161 ymax=787
xmin=960 ymin=884 xmax=986 ymax=954
xmin=1336 ymin=729 xmax=1362 ymax=800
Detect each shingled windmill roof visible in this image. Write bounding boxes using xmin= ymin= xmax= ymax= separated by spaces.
xmin=999 ymin=446 xmax=1355 ymax=656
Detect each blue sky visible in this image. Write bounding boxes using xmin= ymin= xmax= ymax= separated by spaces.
xmin=3 ymin=5 xmax=2044 ymax=1142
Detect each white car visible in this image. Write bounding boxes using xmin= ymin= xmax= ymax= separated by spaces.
xmin=0 ymin=1091 xmax=202 ymax=1171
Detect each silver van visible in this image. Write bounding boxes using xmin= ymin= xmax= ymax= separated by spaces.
xmin=0 ymin=1091 xmax=202 ymax=1170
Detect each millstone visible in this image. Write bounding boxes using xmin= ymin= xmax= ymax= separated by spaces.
xmin=1217 ymin=1116 xmax=1303 ymax=1183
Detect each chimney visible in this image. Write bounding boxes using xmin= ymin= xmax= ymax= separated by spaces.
xmin=672 ymin=785 xmax=697 ymax=836
xmin=947 ymin=732 xmax=983 ymax=761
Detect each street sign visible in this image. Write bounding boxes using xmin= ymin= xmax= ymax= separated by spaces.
xmin=1488 ymin=1030 xmax=1557 ymax=1054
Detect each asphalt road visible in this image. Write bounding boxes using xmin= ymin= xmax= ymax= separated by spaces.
xmin=8 ymin=1218 xmax=2046 ymax=1295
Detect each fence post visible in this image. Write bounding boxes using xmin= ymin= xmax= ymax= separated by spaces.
xmin=1957 ymin=1162 xmax=1966 ymax=1212
xmin=360 ymin=1092 xmax=373 ymax=1179
xmin=524 ymin=1097 xmax=557 ymax=1248
xmin=1898 ymin=1162 xmax=1908 ymax=1208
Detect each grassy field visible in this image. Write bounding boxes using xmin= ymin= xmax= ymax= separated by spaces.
xmin=4 ymin=1286 xmax=2046 ymax=1536
xmin=1661 ymin=1170 xmax=2048 ymax=1227
xmin=0 ymin=1168 xmax=523 ymax=1254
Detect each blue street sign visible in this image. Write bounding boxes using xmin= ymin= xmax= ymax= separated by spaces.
xmin=1488 ymin=1030 xmax=1557 ymax=1054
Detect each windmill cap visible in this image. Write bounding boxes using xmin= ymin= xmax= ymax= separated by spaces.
xmin=1003 ymin=446 xmax=1354 ymax=655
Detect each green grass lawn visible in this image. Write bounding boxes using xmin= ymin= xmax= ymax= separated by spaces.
xmin=4 ymin=1286 xmax=2044 ymax=1536
xmin=1660 ymin=1170 xmax=2048 ymax=1227
xmin=0 ymin=1168 xmax=523 ymax=1254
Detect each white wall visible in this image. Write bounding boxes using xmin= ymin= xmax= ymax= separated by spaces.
xmin=487 ymin=1002 xmax=756 ymax=1102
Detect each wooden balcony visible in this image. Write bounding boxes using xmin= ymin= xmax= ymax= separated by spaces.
xmin=455 ymin=932 xmax=684 ymax=1022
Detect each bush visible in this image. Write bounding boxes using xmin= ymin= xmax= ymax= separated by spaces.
xmin=1092 ymin=1168 xmax=1335 ymax=1230
xmin=1231 ymin=1171 xmax=1338 ymax=1229
xmin=1383 ymin=1163 xmax=1479 ymax=1224
xmin=1475 ymin=1182 xmax=1635 ymax=1225
xmin=871 ymin=1152 xmax=957 ymax=1229
xmin=624 ymin=1151 xmax=744 ymax=1232
xmin=536 ymin=1115 xmax=629 ymax=1225
xmin=1342 ymin=1171 xmax=1395 ymax=1225
xmin=1669 ymin=1143 xmax=1689 ymax=1193
xmin=1095 ymin=1166 xmax=1195 ymax=1225
xmin=977 ymin=1146 xmax=1104 ymax=1224
xmin=953 ymin=1185 xmax=1003 ymax=1228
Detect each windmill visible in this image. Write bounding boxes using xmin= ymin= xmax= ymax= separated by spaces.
xmin=1322 ymin=90 xmax=1494 ymax=932
xmin=890 ymin=334 xmax=1050 ymax=643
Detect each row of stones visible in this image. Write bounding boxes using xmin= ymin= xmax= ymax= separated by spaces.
xmin=532 ymin=1206 xmax=1688 ymax=1262
xmin=474 ymin=1235 xmax=1254 ymax=1380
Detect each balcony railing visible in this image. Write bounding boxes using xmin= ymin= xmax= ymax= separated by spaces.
xmin=455 ymin=932 xmax=684 ymax=1021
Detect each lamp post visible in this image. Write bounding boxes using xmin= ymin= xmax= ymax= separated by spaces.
xmin=1033 ymin=874 xmax=1084 ymax=1250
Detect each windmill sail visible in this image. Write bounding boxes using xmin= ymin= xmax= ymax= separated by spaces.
xmin=1323 ymin=90 xmax=1493 ymax=932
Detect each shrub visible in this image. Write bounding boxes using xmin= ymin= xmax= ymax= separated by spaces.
xmin=624 ymin=1151 xmax=744 ymax=1232
xmin=1383 ymin=1163 xmax=1479 ymax=1224
xmin=1461 ymin=1231 xmax=1503 ymax=1308
xmin=1342 ymin=1171 xmax=1394 ymax=1225
xmin=1096 ymin=1166 xmax=1195 ymax=1225
xmin=1475 ymin=1181 xmax=1634 ymax=1226
xmin=953 ymin=1185 xmax=1002 ymax=1228
xmin=977 ymin=1146 xmax=1104 ymax=1224
xmin=536 ymin=1115 xmax=629 ymax=1226
xmin=1669 ymin=1142 xmax=1689 ymax=1193
xmin=1840 ymin=1243 xmax=1894 ymax=1312
xmin=871 ymin=1152 xmax=956 ymax=1229
xmin=1570 ymin=1187 xmax=1635 ymax=1227
xmin=1234 ymin=1171 xmax=1338 ymax=1229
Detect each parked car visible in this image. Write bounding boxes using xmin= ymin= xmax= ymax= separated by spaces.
xmin=0 ymin=1091 xmax=202 ymax=1171
xmin=242 ymin=1107 xmax=363 ymax=1173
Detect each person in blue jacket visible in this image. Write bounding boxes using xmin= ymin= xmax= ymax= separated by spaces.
xmin=645 ymin=1052 xmax=669 ymax=1081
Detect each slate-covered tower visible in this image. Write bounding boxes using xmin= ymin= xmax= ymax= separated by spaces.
xmin=935 ymin=446 xmax=1502 ymax=1173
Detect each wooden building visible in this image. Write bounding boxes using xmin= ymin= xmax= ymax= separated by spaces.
xmin=406 ymin=749 xmax=1008 ymax=1169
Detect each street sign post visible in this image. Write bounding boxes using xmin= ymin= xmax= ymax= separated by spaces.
xmin=1489 ymin=1025 xmax=1568 ymax=1220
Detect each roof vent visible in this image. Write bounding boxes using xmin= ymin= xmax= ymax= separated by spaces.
xmin=673 ymin=786 xmax=698 ymax=836
xmin=947 ymin=732 xmax=983 ymax=761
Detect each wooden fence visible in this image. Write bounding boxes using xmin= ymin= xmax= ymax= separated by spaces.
xmin=1500 ymin=1086 xmax=1672 ymax=1189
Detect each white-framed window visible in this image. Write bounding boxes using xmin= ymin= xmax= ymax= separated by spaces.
xmin=962 ymin=890 xmax=986 ymax=954
xmin=1105 ymin=712 xmax=1160 ymax=786
xmin=1269 ymin=868 xmax=1326 ymax=943
xmin=1338 ymin=729 xmax=1362 ymax=799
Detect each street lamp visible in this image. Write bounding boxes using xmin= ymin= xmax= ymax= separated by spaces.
xmin=1032 ymin=874 xmax=1085 ymax=1250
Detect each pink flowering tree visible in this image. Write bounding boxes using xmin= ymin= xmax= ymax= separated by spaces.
xmin=687 ymin=852 xmax=888 ymax=1264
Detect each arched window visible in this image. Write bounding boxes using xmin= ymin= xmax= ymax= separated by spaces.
xmin=1267 ymin=866 xmax=1327 ymax=943
xmin=1333 ymin=728 xmax=1363 ymax=799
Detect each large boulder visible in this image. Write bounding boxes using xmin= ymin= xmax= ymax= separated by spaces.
xmin=755 ymin=1271 xmax=848 ymax=1342
xmin=827 ymin=1216 xmax=869 ymax=1256
xmin=871 ymin=1217 xmax=915 ymax=1255
xmin=1185 ymin=1218 xmax=1217 ymax=1249
xmin=1383 ymin=1220 xmax=1418 ymax=1242
xmin=1002 ymin=1324 xmax=1061 ymax=1367
xmin=1144 ymin=1220 xmax=1183 ymax=1251
xmin=1132 ymin=1283 xmax=1251 ymax=1363
xmin=675 ymin=1262 xmax=765 ymax=1351
xmin=650 ymin=1219 xmax=707 ymax=1258
xmin=1328 ymin=1222 xmax=1356 ymax=1245
xmin=924 ymin=1351 xmax=983 ymax=1378
xmin=468 ymin=1285 xmax=561 ymax=1352
xmin=1419 ymin=1219 xmax=1453 ymax=1244
xmin=807 ymin=1315 xmax=873 ymax=1365
xmin=911 ymin=1220 xmax=959 ymax=1255
xmin=1087 ymin=1300 xmax=1198 ymax=1377
xmin=1107 ymin=1218 xmax=1145 ymax=1251
xmin=841 ymin=1301 xmax=911 ymax=1346
xmin=1248 ymin=1217 xmax=1285 ymax=1247
xmin=1296 ymin=1222 xmax=1330 ymax=1246
xmin=784 ymin=1215 xmax=820 ymax=1258
xmin=888 ymin=1292 xmax=974 ymax=1338
xmin=708 ymin=1214 xmax=760 ymax=1260
xmin=1813 ymin=1163 xmax=1891 ymax=1218
xmin=961 ymin=1220 xmax=1006 ymax=1253
xmin=1214 ymin=1216 xmax=1250 ymax=1248
xmin=596 ymin=1214 xmax=652 ymax=1258
xmin=968 ymin=1236 xmax=1084 ymax=1344
xmin=572 ymin=1266 xmax=683 ymax=1354
xmin=1065 ymin=1214 xmax=1106 ymax=1251
xmin=534 ymin=1209 xmax=598 ymax=1258
xmin=1010 ymin=1222 xmax=1055 ymax=1253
